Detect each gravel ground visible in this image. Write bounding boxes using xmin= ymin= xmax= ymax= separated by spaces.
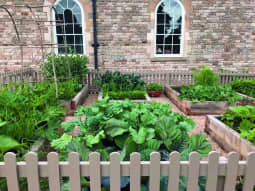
xmin=65 ymin=93 xmax=228 ymax=156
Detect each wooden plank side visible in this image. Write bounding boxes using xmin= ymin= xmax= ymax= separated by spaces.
xmin=47 ymin=152 xmax=61 ymax=191
xmin=242 ymin=153 xmax=255 ymax=191
xmin=4 ymin=153 xmax=20 ymax=191
xmin=110 ymin=153 xmax=120 ymax=191
xmin=90 ymin=152 xmax=101 ymax=191
xmin=187 ymin=152 xmax=200 ymax=191
xmin=25 ymin=152 xmax=40 ymax=191
xmin=130 ymin=153 xmax=141 ymax=191
xmin=224 ymin=152 xmax=239 ymax=191
xmin=149 ymin=152 xmax=160 ymax=191
xmin=69 ymin=152 xmax=81 ymax=191
xmin=206 ymin=152 xmax=219 ymax=191
xmin=168 ymin=152 xmax=180 ymax=191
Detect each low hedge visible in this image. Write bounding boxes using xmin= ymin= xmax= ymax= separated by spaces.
xmin=231 ymin=80 xmax=255 ymax=98
xmin=103 ymin=90 xmax=146 ymax=99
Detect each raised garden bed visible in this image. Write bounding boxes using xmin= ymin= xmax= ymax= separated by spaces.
xmin=236 ymin=92 xmax=255 ymax=106
xmin=165 ymin=85 xmax=235 ymax=115
xmin=205 ymin=115 xmax=255 ymax=159
xmin=98 ymin=91 xmax=152 ymax=103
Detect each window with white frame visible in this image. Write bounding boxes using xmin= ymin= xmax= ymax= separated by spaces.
xmin=155 ymin=0 xmax=184 ymax=57
xmin=55 ymin=0 xmax=84 ymax=54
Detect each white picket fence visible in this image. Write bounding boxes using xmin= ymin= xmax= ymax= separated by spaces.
xmin=1 ymin=151 xmax=255 ymax=191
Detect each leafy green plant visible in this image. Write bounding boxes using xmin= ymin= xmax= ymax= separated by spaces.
xmin=221 ymin=105 xmax=255 ymax=144
xmin=96 ymin=71 xmax=145 ymax=92
xmin=146 ymin=83 xmax=163 ymax=91
xmin=103 ymin=90 xmax=146 ymax=99
xmin=231 ymin=80 xmax=255 ymax=98
xmin=41 ymin=51 xmax=89 ymax=83
xmin=179 ymin=84 xmax=242 ymax=103
xmin=0 ymin=135 xmax=26 ymax=158
xmin=193 ymin=65 xmax=219 ymax=86
xmin=58 ymin=79 xmax=82 ymax=100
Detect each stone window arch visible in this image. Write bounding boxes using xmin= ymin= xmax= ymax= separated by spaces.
xmin=155 ymin=0 xmax=185 ymax=57
xmin=54 ymin=0 xmax=85 ymax=54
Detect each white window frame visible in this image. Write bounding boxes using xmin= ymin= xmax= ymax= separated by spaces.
xmin=52 ymin=0 xmax=86 ymax=55
xmin=154 ymin=0 xmax=185 ymax=57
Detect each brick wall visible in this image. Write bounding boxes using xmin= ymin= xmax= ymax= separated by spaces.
xmin=0 ymin=0 xmax=254 ymax=72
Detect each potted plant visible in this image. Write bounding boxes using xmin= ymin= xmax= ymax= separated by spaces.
xmin=146 ymin=83 xmax=164 ymax=97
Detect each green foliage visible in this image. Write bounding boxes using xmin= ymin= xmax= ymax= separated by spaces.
xmin=58 ymin=79 xmax=82 ymax=100
xmin=221 ymin=105 xmax=255 ymax=144
xmin=146 ymin=83 xmax=164 ymax=91
xmin=0 ymin=135 xmax=26 ymax=157
xmin=193 ymin=65 xmax=219 ymax=86
xmin=41 ymin=51 xmax=89 ymax=82
xmin=103 ymin=90 xmax=146 ymax=99
xmin=52 ymin=97 xmax=211 ymax=163
xmin=231 ymin=80 xmax=255 ymax=98
xmin=96 ymin=71 xmax=145 ymax=92
xmin=179 ymin=84 xmax=242 ymax=103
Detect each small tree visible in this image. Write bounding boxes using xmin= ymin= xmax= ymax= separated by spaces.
xmin=193 ymin=65 xmax=219 ymax=86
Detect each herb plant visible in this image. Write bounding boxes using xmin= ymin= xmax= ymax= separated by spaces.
xmin=231 ymin=80 xmax=255 ymax=98
xmin=146 ymin=83 xmax=163 ymax=91
xmin=193 ymin=65 xmax=219 ymax=86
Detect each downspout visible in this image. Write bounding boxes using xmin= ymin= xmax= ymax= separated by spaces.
xmin=91 ymin=0 xmax=99 ymax=70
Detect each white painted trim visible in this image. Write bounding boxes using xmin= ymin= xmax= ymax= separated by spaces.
xmin=154 ymin=0 xmax=185 ymax=58
xmin=52 ymin=0 xmax=86 ymax=55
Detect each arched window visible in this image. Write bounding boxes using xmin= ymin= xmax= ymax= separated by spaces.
xmin=155 ymin=0 xmax=185 ymax=57
xmin=54 ymin=0 xmax=84 ymax=54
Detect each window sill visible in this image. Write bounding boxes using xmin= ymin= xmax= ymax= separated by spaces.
xmin=151 ymin=57 xmax=187 ymax=62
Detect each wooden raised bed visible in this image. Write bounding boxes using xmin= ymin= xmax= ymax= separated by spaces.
xmin=98 ymin=92 xmax=152 ymax=103
xmin=165 ymin=85 xmax=235 ymax=115
xmin=236 ymin=92 xmax=255 ymax=106
xmin=205 ymin=115 xmax=255 ymax=159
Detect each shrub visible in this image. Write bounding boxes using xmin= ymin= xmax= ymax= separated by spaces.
xmin=193 ymin=65 xmax=219 ymax=86
xmin=146 ymin=83 xmax=163 ymax=91
xmin=41 ymin=51 xmax=89 ymax=83
xmin=231 ymin=80 xmax=255 ymax=98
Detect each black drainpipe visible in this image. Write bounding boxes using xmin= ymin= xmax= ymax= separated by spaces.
xmin=91 ymin=0 xmax=99 ymax=70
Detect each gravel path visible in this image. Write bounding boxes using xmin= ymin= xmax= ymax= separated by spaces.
xmin=65 ymin=93 xmax=227 ymax=156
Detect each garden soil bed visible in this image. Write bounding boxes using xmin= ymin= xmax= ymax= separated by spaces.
xmin=205 ymin=115 xmax=255 ymax=159
xmin=165 ymin=85 xmax=235 ymax=115
xmin=98 ymin=92 xmax=152 ymax=103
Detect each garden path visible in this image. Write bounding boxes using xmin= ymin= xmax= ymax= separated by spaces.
xmin=65 ymin=94 xmax=227 ymax=157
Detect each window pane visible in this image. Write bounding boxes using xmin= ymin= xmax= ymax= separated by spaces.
xmin=56 ymin=14 xmax=64 ymax=23
xmin=58 ymin=47 xmax=66 ymax=54
xmin=57 ymin=35 xmax=64 ymax=44
xmin=65 ymin=24 xmax=73 ymax=34
xmin=75 ymin=45 xmax=83 ymax=54
xmin=165 ymin=35 xmax=172 ymax=44
xmin=66 ymin=35 xmax=74 ymax=44
xmin=56 ymin=25 xmax=64 ymax=34
xmin=56 ymin=5 xmax=64 ymax=14
xmin=68 ymin=0 xmax=75 ymax=9
xmin=174 ymin=17 xmax=182 ymax=34
xmin=156 ymin=35 xmax=164 ymax=44
xmin=72 ymin=4 xmax=81 ymax=14
xmin=59 ymin=0 xmax=67 ymax=8
xmin=165 ymin=25 xmax=173 ymax=34
xmin=158 ymin=4 xmax=164 ymax=14
xmin=156 ymin=45 xmax=164 ymax=54
xmin=173 ymin=45 xmax=180 ymax=54
xmin=164 ymin=45 xmax=172 ymax=54
xmin=74 ymin=24 xmax=82 ymax=34
xmin=74 ymin=14 xmax=82 ymax=24
xmin=75 ymin=35 xmax=83 ymax=44
xmin=173 ymin=35 xmax=181 ymax=44
xmin=157 ymin=25 xmax=164 ymax=34
xmin=165 ymin=14 xmax=172 ymax=25
xmin=157 ymin=14 xmax=164 ymax=24
xmin=64 ymin=9 xmax=73 ymax=23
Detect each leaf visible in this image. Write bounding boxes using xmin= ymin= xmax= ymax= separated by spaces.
xmin=0 ymin=135 xmax=26 ymax=153
xmin=51 ymin=133 xmax=72 ymax=150
xmin=86 ymin=130 xmax=105 ymax=148
xmin=0 ymin=121 xmax=7 ymax=127
xmin=129 ymin=127 xmax=146 ymax=144
xmin=61 ymin=120 xmax=79 ymax=132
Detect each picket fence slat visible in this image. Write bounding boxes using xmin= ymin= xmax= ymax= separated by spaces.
xmin=224 ymin=152 xmax=240 ymax=191
xmin=168 ymin=151 xmax=180 ymax=191
xmin=206 ymin=152 xmax=219 ymax=191
xmin=149 ymin=152 xmax=160 ymax=191
xmin=25 ymin=152 xmax=40 ymax=191
xmin=187 ymin=152 xmax=200 ymax=191
xmin=90 ymin=152 xmax=101 ymax=191
xmin=47 ymin=152 xmax=61 ymax=191
xmin=130 ymin=153 xmax=141 ymax=191
xmin=243 ymin=153 xmax=255 ymax=191
xmin=110 ymin=152 xmax=121 ymax=191
xmin=4 ymin=153 xmax=20 ymax=191
xmin=69 ymin=153 xmax=81 ymax=191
